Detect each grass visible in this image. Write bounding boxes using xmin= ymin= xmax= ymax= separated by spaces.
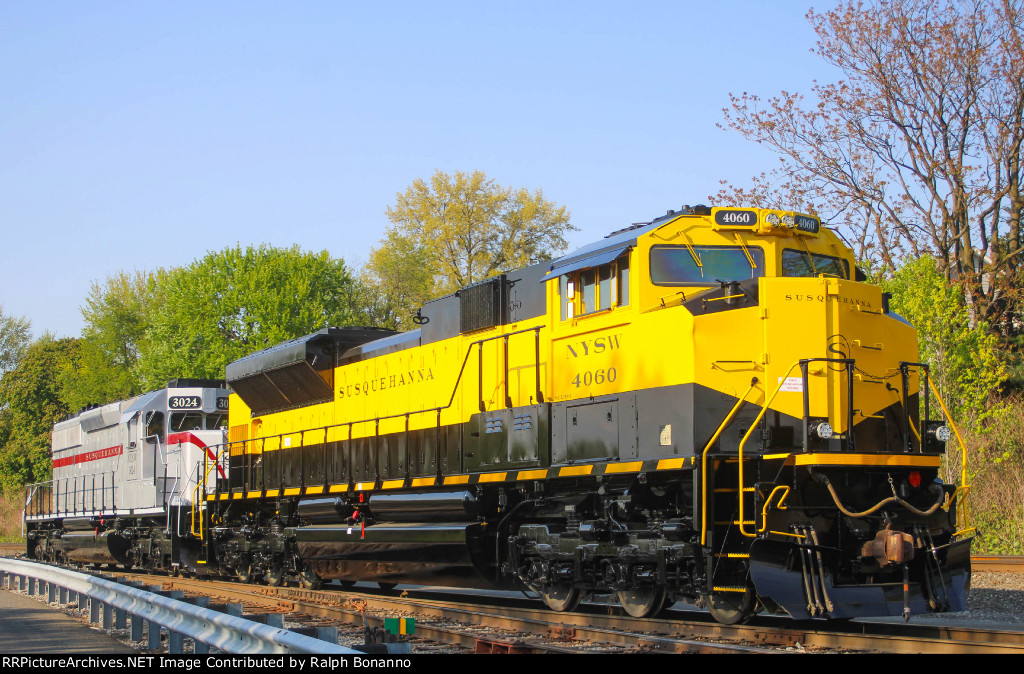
xmin=0 ymin=491 xmax=24 ymax=543
xmin=946 ymin=400 xmax=1024 ymax=555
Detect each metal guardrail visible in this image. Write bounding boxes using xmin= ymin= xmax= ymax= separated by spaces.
xmin=0 ymin=558 xmax=359 ymax=654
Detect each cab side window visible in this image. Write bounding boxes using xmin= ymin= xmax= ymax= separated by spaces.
xmin=145 ymin=411 xmax=165 ymax=442
xmin=580 ymin=269 xmax=596 ymax=314
xmin=559 ymin=253 xmax=630 ymax=319
xmin=598 ymin=264 xmax=613 ymax=311
xmin=616 ymin=256 xmax=629 ymax=306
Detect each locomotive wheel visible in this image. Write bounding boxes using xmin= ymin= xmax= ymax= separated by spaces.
xmin=540 ymin=584 xmax=581 ymax=612
xmin=236 ymin=565 xmax=255 ymax=583
xmin=265 ymin=566 xmax=284 ymax=587
xmin=377 ymin=582 xmax=397 ymax=591
xmin=300 ymin=567 xmax=324 ymax=590
xmin=616 ymin=586 xmax=667 ymax=618
xmin=707 ymin=588 xmax=757 ymax=625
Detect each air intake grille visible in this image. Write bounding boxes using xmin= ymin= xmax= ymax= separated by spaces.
xmin=460 ymin=275 xmax=507 ymax=333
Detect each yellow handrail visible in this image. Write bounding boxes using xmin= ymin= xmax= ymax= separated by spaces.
xmin=190 ymin=447 xmax=224 ymax=539
xmin=700 ymin=379 xmax=759 ymax=546
xmin=922 ymin=372 xmax=971 ymax=532
xmin=758 ymin=485 xmax=791 ymax=534
xmin=737 ymin=361 xmax=804 ymax=538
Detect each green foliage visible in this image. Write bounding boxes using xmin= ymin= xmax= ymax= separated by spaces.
xmin=882 ymin=256 xmax=1006 ymax=431
xmin=0 ymin=336 xmax=81 ymax=493
xmin=58 ymin=270 xmax=160 ymax=411
xmin=973 ymin=511 xmax=1024 ymax=555
xmin=947 ymin=393 xmax=1024 ymax=554
xmin=358 ymin=229 xmax=434 ymax=330
xmin=137 ymin=244 xmax=360 ymax=388
xmin=0 ymin=306 xmax=31 ymax=379
xmin=366 ymin=170 xmax=574 ymax=328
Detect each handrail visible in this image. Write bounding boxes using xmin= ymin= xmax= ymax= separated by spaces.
xmin=189 ymin=461 xmax=209 ymax=538
xmin=700 ymin=378 xmax=759 ymax=546
xmin=204 ymin=323 xmax=547 ymax=492
xmin=734 ymin=357 xmax=969 ymax=539
xmin=922 ymin=370 xmax=971 ymax=531
xmin=895 ymin=362 xmax=971 ymax=532
xmin=758 ymin=485 xmax=790 ymax=533
xmin=736 ymin=360 xmax=804 ymax=538
xmin=193 ymin=437 xmax=231 ymax=538
xmin=167 ymin=469 xmax=180 ymax=535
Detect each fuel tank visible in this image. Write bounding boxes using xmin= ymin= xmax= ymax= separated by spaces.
xmin=294 ymin=521 xmax=495 ymax=588
xmin=62 ymin=531 xmax=130 ymax=565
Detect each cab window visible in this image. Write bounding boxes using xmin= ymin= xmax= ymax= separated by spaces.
xmin=650 ymin=245 xmax=763 ymax=286
xmin=580 ymin=269 xmax=596 ymax=314
xmin=145 ymin=411 xmax=164 ymax=441
xmin=616 ymin=256 xmax=629 ymax=306
xmin=598 ymin=265 xmax=613 ymax=311
xmin=171 ymin=412 xmax=204 ymax=432
xmin=782 ymin=249 xmax=849 ymax=279
xmin=206 ymin=413 xmax=228 ymax=430
xmin=559 ymin=253 xmax=630 ymax=319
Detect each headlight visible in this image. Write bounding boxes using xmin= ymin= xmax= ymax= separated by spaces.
xmin=814 ymin=422 xmax=833 ymax=439
xmin=930 ymin=425 xmax=951 ymax=443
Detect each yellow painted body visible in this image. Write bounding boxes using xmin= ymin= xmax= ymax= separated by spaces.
xmin=225 ymin=207 xmax=920 ymax=488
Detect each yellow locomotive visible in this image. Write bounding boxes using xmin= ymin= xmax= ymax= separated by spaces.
xmin=201 ymin=204 xmax=972 ymax=623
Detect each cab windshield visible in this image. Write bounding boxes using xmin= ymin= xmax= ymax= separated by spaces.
xmin=650 ymin=245 xmax=763 ymax=286
xmin=170 ymin=412 xmax=227 ymax=432
xmin=170 ymin=412 xmax=203 ymax=432
xmin=782 ymin=249 xmax=849 ymax=279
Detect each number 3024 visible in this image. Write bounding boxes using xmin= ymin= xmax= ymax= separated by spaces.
xmin=571 ymin=367 xmax=617 ymax=388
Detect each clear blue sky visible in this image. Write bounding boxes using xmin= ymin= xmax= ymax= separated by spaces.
xmin=1 ymin=1 xmax=839 ymax=338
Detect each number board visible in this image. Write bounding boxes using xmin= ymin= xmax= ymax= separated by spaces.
xmin=216 ymin=397 xmax=229 ymax=411
xmin=169 ymin=395 xmax=202 ymax=410
xmin=714 ymin=209 xmax=758 ymax=226
xmin=794 ymin=215 xmax=820 ymax=233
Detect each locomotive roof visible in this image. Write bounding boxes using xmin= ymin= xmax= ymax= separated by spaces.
xmin=118 ymin=389 xmax=161 ymax=424
xmin=226 ymin=327 xmax=397 ymax=383
xmin=540 ymin=219 xmax=664 ymax=283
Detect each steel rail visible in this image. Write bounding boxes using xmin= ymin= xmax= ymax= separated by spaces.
xmin=971 ymin=555 xmax=1024 ymax=573
xmin=0 ymin=558 xmax=358 ymax=655
xmin=148 ymin=576 xmax=786 ymax=654
xmin=56 ymin=569 xmax=1024 ymax=654
xmin=243 ymin=583 xmax=1024 ymax=655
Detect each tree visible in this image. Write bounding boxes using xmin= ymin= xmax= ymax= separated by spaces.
xmin=0 ymin=336 xmax=81 ymax=493
xmin=357 ymin=229 xmax=434 ymax=330
xmin=137 ymin=245 xmax=361 ymax=388
xmin=884 ymin=256 xmax=1005 ymax=429
xmin=58 ymin=270 xmax=161 ymax=412
xmin=717 ymin=0 xmax=1024 ymax=332
xmin=0 ymin=306 xmax=30 ymax=381
xmin=365 ymin=170 xmax=575 ymax=328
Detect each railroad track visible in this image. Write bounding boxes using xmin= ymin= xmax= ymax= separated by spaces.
xmin=107 ymin=572 xmax=777 ymax=654
xmin=4 ymin=546 xmax=1022 ymax=654
xmin=971 ymin=555 xmax=1024 ymax=573
xmin=102 ymin=570 xmax=1024 ymax=655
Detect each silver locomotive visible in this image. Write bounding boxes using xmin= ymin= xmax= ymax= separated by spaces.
xmin=24 ymin=379 xmax=229 ymax=571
